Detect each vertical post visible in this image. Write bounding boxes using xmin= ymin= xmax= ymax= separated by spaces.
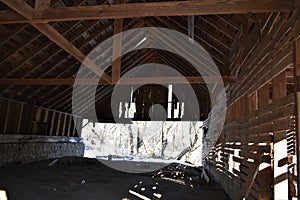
xmin=56 ymin=113 xmax=62 ymax=136
xmin=49 ymin=111 xmax=56 ymax=136
xmin=188 ymin=16 xmax=194 ymax=43
xmin=294 ymin=36 xmax=300 ymax=199
xmin=62 ymin=114 xmax=67 ymax=136
xmin=3 ymin=101 xmax=10 ymax=134
xmin=17 ymin=103 xmax=24 ymax=134
xmin=67 ymin=115 xmax=72 ymax=137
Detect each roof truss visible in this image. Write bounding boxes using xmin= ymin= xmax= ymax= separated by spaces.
xmin=0 ymin=0 xmax=293 ymax=24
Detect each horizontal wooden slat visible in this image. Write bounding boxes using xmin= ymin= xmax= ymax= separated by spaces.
xmin=0 ymin=76 xmax=238 ymax=85
xmin=0 ymin=0 xmax=293 ymax=24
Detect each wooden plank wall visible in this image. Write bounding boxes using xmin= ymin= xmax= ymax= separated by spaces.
xmin=205 ymin=6 xmax=300 ymax=200
xmin=0 ymin=98 xmax=82 ymax=137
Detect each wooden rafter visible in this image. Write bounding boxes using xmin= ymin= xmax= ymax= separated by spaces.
xmin=36 ymin=20 xmax=146 ymax=109
xmin=0 ymin=0 xmax=293 ymax=24
xmin=199 ymin=16 xmax=236 ymax=39
xmin=0 ymin=76 xmax=237 ymax=85
xmin=64 ymin=48 xmax=156 ymax=113
xmin=151 ymin=17 xmax=225 ymax=65
xmin=0 ymin=0 xmax=111 ymax=83
xmin=4 ymin=20 xmax=111 ymax=100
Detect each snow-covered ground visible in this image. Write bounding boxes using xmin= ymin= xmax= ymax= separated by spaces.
xmin=81 ymin=120 xmax=203 ymax=172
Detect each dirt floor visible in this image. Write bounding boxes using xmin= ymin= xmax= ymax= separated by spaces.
xmin=0 ymin=157 xmax=229 ymax=200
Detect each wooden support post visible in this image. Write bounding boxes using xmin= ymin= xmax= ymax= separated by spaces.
xmin=273 ymin=71 xmax=288 ymax=200
xmin=71 ymin=116 xmax=77 ymax=137
xmin=49 ymin=111 xmax=56 ymax=136
xmin=67 ymin=115 xmax=72 ymax=137
xmin=294 ymin=36 xmax=300 ymax=199
xmin=3 ymin=101 xmax=22 ymax=134
xmin=62 ymin=114 xmax=67 ymax=136
xmin=187 ymin=16 xmax=194 ymax=42
xmin=76 ymin=117 xmax=83 ymax=137
xmin=3 ymin=101 xmax=10 ymax=134
xmin=0 ymin=100 xmax=8 ymax=133
xmin=16 ymin=103 xmax=24 ymax=134
xmin=112 ymin=0 xmax=124 ymax=83
xmin=56 ymin=113 xmax=62 ymax=136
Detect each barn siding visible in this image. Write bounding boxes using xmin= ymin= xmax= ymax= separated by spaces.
xmin=0 ymin=98 xmax=82 ymax=137
xmin=204 ymin=6 xmax=300 ymax=200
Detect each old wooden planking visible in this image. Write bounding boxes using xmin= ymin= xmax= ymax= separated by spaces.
xmin=238 ymin=105 xmax=294 ymax=130
xmin=232 ymin=21 xmax=261 ymax=75
xmin=294 ymin=31 xmax=300 ymax=199
xmin=234 ymin=93 xmax=294 ymax=124
xmin=231 ymin=10 xmax=297 ymax=100
xmin=258 ymin=83 xmax=270 ymax=109
xmin=2 ymin=0 xmax=292 ymax=23
xmin=3 ymin=101 xmax=23 ymax=134
xmin=229 ymin=12 xmax=292 ymax=100
xmin=273 ymin=71 xmax=287 ymax=102
xmin=233 ymin=39 xmax=293 ymax=99
xmin=19 ymin=104 xmax=34 ymax=134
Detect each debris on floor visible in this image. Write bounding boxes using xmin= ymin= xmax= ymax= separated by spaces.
xmin=0 ymin=157 xmax=229 ymax=200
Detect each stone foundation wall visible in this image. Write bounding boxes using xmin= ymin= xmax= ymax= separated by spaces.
xmin=0 ymin=142 xmax=84 ymax=166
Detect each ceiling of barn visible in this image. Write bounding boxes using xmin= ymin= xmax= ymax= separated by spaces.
xmin=0 ymin=0 xmax=294 ymax=117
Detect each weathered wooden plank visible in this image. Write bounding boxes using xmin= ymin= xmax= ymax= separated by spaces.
xmin=294 ymin=35 xmax=300 ymax=199
xmin=56 ymin=113 xmax=62 ymax=136
xmin=199 ymin=16 xmax=235 ymax=39
xmin=273 ymin=71 xmax=287 ymax=102
xmin=234 ymin=21 xmax=261 ymax=75
xmin=0 ymin=0 xmax=33 ymax=20
xmin=49 ymin=111 xmax=56 ymax=136
xmin=16 ymin=103 xmax=24 ymax=133
xmin=19 ymin=104 xmax=34 ymax=134
xmin=236 ymin=93 xmax=294 ymax=124
xmin=0 ymin=100 xmax=8 ymax=133
xmin=3 ymin=101 xmax=22 ymax=134
xmin=248 ymin=92 xmax=257 ymax=114
xmin=229 ymin=28 xmax=241 ymax=66
xmin=0 ymin=0 xmax=293 ymax=24
xmin=258 ymin=84 xmax=270 ymax=109
xmin=0 ymin=0 xmax=111 ymax=83
xmin=229 ymin=12 xmax=292 ymax=100
xmin=256 ymin=166 xmax=272 ymax=200
xmin=32 ymin=23 xmax=111 ymax=82
xmin=0 ymin=76 xmax=238 ymax=85
xmin=239 ymin=105 xmax=294 ymax=130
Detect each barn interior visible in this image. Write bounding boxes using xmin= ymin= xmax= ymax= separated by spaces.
xmin=0 ymin=0 xmax=300 ymax=199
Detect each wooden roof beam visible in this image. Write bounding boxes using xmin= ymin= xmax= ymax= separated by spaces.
xmin=0 ymin=0 xmax=294 ymax=24
xmin=0 ymin=0 xmax=111 ymax=83
xmin=0 ymin=77 xmax=237 ymax=85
